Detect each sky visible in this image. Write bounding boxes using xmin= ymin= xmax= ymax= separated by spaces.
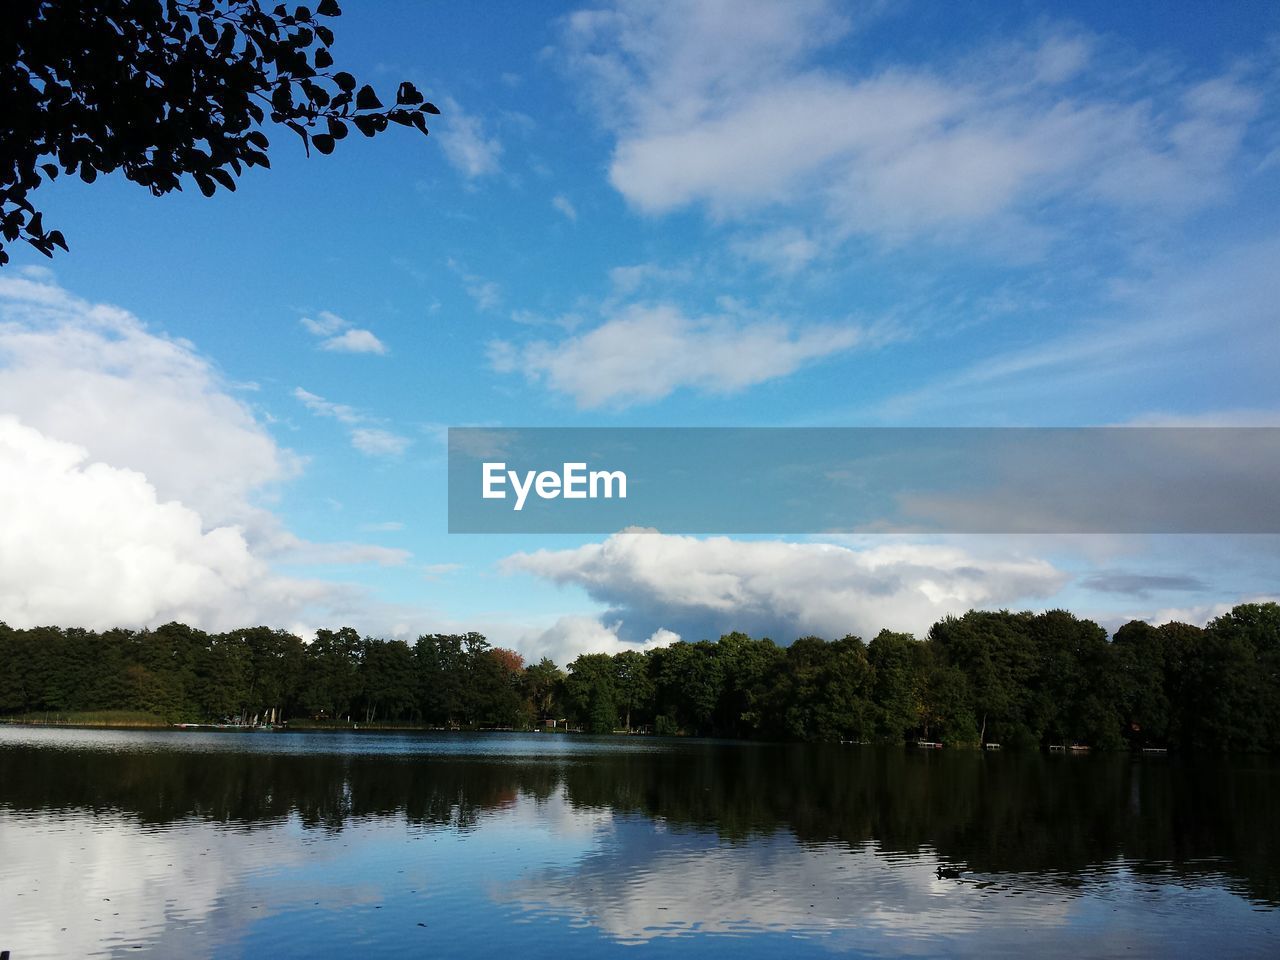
xmin=1 ymin=0 xmax=1279 ymax=665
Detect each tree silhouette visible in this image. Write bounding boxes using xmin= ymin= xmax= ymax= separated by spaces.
xmin=1 ymin=0 xmax=440 ymax=264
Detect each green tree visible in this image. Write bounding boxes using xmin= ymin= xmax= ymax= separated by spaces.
xmin=613 ymin=650 xmax=653 ymax=733
xmin=773 ymin=635 xmax=874 ymax=742
xmin=304 ymin=626 xmax=360 ymax=720
xmin=566 ymin=653 xmax=618 ymax=733
xmin=713 ymin=632 xmax=784 ymax=738
xmin=1112 ymin=620 xmax=1173 ymax=746
xmin=358 ymin=637 xmax=416 ymax=723
xmin=2 ymin=0 xmax=440 ymax=263
xmin=868 ymin=629 xmax=920 ymax=742
xmin=523 ymin=657 xmax=565 ymax=724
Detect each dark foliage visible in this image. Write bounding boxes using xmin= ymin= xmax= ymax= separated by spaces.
xmin=3 ymin=602 xmax=1279 ymax=751
xmin=1 ymin=0 xmax=439 ymax=263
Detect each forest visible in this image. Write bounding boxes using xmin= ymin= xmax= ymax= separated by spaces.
xmin=1 ymin=603 xmax=1278 ymax=751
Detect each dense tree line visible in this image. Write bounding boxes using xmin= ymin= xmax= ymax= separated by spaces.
xmin=2 ymin=603 xmax=1278 ymax=751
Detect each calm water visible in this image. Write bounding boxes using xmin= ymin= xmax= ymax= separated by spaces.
xmin=1 ymin=728 xmax=1278 ymax=958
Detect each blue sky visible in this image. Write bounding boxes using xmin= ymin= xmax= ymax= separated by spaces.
xmin=1 ymin=0 xmax=1278 ymax=664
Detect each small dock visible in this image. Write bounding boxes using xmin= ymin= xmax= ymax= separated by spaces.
xmin=1049 ymin=744 xmax=1067 ymax=752
xmin=984 ymin=743 xmax=1001 ymax=750
xmin=916 ymin=740 xmax=943 ymax=750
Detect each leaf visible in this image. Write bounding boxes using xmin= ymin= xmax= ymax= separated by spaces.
xmin=211 ymin=169 xmax=237 ymax=190
xmin=327 ymin=116 xmax=348 ymax=140
xmin=355 ymin=84 xmax=382 ymax=110
xmin=195 ymin=173 xmax=216 ymax=197
xmin=49 ymin=230 xmax=68 ymax=252
xmin=317 ymin=0 xmax=341 ymax=16
xmin=314 ymin=47 xmax=333 ymax=68
xmin=396 ymin=82 xmax=422 ymax=105
xmin=334 ymin=71 xmax=356 ymax=92
xmin=272 ymin=83 xmax=293 ymax=112
xmin=41 ymin=163 xmax=58 ymax=180
xmin=79 ymin=162 xmax=98 ymax=184
xmin=286 ymin=120 xmax=311 ymax=155
xmin=421 ymin=102 xmax=441 ymax=115
xmin=352 ymin=114 xmax=378 ymax=137
xmin=312 ymin=133 xmax=335 ymax=154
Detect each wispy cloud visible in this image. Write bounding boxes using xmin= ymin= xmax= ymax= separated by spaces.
xmin=293 ymin=387 xmax=411 ymax=458
xmin=359 ymin=521 xmax=406 ymax=533
xmin=562 ymin=3 xmax=1264 ymax=253
xmin=447 ymin=258 xmax=502 ymax=312
xmin=552 ymin=193 xmax=578 ymax=220
xmin=300 ymin=310 xmax=388 ymax=355
xmin=490 ymin=302 xmax=868 ymax=408
xmin=439 ymin=96 xmax=503 ymax=178
xmin=351 ymin=428 xmax=412 ymax=457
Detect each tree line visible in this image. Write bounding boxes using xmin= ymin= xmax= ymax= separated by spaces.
xmin=1 ymin=602 xmax=1278 ymax=750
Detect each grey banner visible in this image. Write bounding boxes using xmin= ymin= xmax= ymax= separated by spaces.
xmin=447 ymin=427 xmax=1280 ymax=534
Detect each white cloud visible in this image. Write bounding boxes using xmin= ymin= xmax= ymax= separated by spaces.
xmin=504 ymin=531 xmax=1067 ymax=641
xmin=562 ymin=2 xmax=1263 ymax=247
xmin=422 ymin=562 xmax=463 ymax=581
xmin=0 ymin=274 xmax=417 ymax=632
xmin=320 ymin=328 xmax=388 ymax=355
xmin=552 ymin=193 xmax=578 ymax=220
xmin=350 ymin=427 xmax=412 ymax=458
xmin=0 ymin=415 xmax=349 ymax=631
xmin=447 ymin=257 xmax=502 ymax=312
xmin=491 ymin=303 xmax=864 ymax=408
xmin=300 ymin=311 xmax=387 ymax=355
xmin=439 ymin=97 xmax=503 ymax=177
xmin=515 ymin=614 xmax=679 ymax=665
xmin=293 ymin=387 xmax=411 ymax=458
xmin=606 ymin=261 xmax=692 ymax=296
xmin=360 ymin=520 xmax=406 ymax=532
xmin=731 ymin=227 xmax=821 ymax=274
xmin=0 ymin=273 xmax=296 ymax=527
xmin=864 ymin=234 xmax=1280 ymax=425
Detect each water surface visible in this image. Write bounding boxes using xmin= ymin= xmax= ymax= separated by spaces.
xmin=1 ymin=727 xmax=1278 ymax=958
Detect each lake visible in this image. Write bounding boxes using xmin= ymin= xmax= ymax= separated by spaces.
xmin=1 ymin=727 xmax=1278 ymax=958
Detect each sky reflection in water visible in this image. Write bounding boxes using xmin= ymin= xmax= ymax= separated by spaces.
xmin=1 ymin=727 xmax=1278 ymax=959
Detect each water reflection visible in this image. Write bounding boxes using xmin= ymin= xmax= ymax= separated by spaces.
xmin=1 ymin=728 xmax=1278 ymax=958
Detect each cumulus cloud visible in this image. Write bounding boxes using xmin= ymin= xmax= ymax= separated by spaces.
xmin=503 ymin=531 xmax=1067 ymax=642
xmin=0 ymin=273 xmax=415 ymax=632
xmin=293 ymin=387 xmax=411 ymax=458
xmin=300 ymin=310 xmax=387 ymax=355
xmin=562 ymin=2 xmax=1263 ymax=247
xmin=516 ymin=614 xmax=679 ymax=665
xmin=0 ymin=272 xmax=295 ymax=527
xmin=490 ymin=303 xmax=864 ymax=408
xmin=0 ymin=416 xmax=264 ymax=627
